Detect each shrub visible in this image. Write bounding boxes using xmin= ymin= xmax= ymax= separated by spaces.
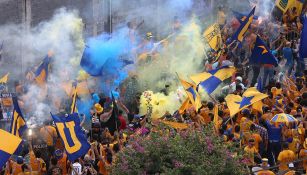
xmin=111 ymin=125 xmax=248 ymax=175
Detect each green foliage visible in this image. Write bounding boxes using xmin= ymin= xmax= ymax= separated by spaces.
xmin=111 ymin=125 xmax=248 ymax=175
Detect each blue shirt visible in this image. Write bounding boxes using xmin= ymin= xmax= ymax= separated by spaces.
xmin=283 ymin=47 xmax=293 ymax=65
xmin=265 ymin=120 xmax=282 ymax=141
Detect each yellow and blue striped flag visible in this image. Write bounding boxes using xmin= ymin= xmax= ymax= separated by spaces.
xmin=10 ymin=96 xmax=27 ymax=138
xmin=0 ymin=129 xmax=22 ymax=168
xmin=190 ymin=66 xmax=236 ymax=94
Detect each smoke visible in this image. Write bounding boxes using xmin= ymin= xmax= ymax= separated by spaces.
xmin=137 ymin=18 xmax=206 ymax=92
xmin=0 ymin=8 xmax=85 ymax=126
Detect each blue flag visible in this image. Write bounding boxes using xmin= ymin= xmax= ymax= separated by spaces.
xmin=229 ymin=7 xmax=256 ymax=43
xmin=51 ymin=113 xmax=90 ymax=161
xmin=300 ymin=15 xmax=307 ymax=59
xmin=250 ymin=36 xmax=278 ymax=66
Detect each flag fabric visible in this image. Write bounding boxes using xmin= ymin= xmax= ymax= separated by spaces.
xmin=0 ymin=73 xmax=9 ymax=84
xmin=71 ymin=81 xmax=78 ymax=113
xmin=51 ymin=112 xmax=90 ymax=161
xmin=250 ymin=36 xmax=279 ymax=66
xmin=35 ymin=55 xmax=51 ymax=87
xmin=225 ymin=87 xmax=268 ymax=117
xmin=300 ymin=15 xmax=307 ymax=59
xmin=190 ymin=66 xmax=236 ymax=94
xmin=102 ymin=92 xmax=121 ymax=135
xmin=160 ymin=120 xmax=189 ymax=130
xmin=179 ymin=78 xmax=201 ymax=110
xmin=289 ymin=0 xmax=304 ymax=15
xmin=252 ymin=101 xmax=264 ymax=114
xmin=10 ymin=96 xmax=27 ymax=138
xmin=0 ymin=129 xmax=22 ymax=168
xmin=178 ymin=98 xmax=192 ymax=115
xmin=232 ymin=10 xmax=258 ymax=23
xmin=203 ymin=23 xmax=222 ymax=51
xmin=229 ymin=7 xmax=256 ymax=43
xmin=275 ymin=0 xmax=295 ymax=13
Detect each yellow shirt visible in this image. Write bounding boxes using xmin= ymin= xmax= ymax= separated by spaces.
xmin=39 ymin=126 xmax=57 ymax=146
xmin=244 ymin=146 xmax=258 ymax=166
xmin=278 ymin=150 xmax=295 ymax=171
xmin=252 ymin=133 xmax=262 ymax=152
xmin=299 ymin=149 xmax=307 ymax=170
xmin=257 ymin=170 xmax=275 ymax=175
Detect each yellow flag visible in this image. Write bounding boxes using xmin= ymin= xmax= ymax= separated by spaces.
xmin=203 ymin=23 xmax=222 ymax=51
xmin=289 ymin=0 xmax=304 ymax=15
xmin=252 ymin=101 xmax=263 ymax=114
xmin=275 ymin=0 xmax=295 ymax=13
xmin=178 ymin=98 xmax=192 ymax=115
xmin=160 ymin=120 xmax=189 ymax=130
xmin=0 ymin=73 xmax=9 ymax=84
xmin=225 ymin=87 xmax=268 ymax=117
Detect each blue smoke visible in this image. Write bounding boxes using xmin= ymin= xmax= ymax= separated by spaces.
xmin=81 ymin=27 xmax=132 ymax=95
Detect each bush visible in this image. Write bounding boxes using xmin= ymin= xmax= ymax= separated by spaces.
xmin=111 ymin=125 xmax=248 ymax=175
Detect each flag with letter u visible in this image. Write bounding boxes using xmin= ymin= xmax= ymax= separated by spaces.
xmin=51 ymin=113 xmax=90 ymax=161
xmin=0 ymin=129 xmax=22 ymax=168
xmin=203 ymin=23 xmax=222 ymax=51
xmin=10 ymin=96 xmax=27 ymax=138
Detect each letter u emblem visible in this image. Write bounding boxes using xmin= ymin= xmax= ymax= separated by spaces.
xmin=56 ymin=121 xmax=82 ymax=154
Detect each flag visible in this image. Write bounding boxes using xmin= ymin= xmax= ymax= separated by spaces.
xmin=232 ymin=10 xmax=259 ymax=23
xmin=300 ymin=15 xmax=307 ymax=59
xmin=275 ymin=0 xmax=295 ymax=13
xmin=225 ymin=87 xmax=268 ymax=117
xmin=160 ymin=120 xmax=189 ymax=130
xmin=10 ymin=97 xmax=27 ymax=138
xmin=71 ymin=81 xmax=78 ymax=113
xmin=178 ymin=98 xmax=192 ymax=114
xmin=203 ymin=23 xmax=222 ymax=51
xmin=250 ymin=36 xmax=279 ymax=66
xmin=102 ymin=92 xmax=121 ymax=135
xmin=0 ymin=129 xmax=22 ymax=168
xmin=190 ymin=66 xmax=236 ymax=94
xmin=289 ymin=0 xmax=304 ymax=15
xmin=179 ymin=78 xmax=201 ymax=110
xmin=229 ymin=7 xmax=256 ymax=43
xmin=0 ymin=73 xmax=9 ymax=84
xmin=35 ymin=55 xmax=51 ymax=87
xmin=51 ymin=112 xmax=90 ymax=161
xmin=252 ymin=101 xmax=263 ymax=114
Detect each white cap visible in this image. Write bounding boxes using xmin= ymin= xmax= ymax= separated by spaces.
xmin=236 ymin=76 xmax=242 ymax=82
